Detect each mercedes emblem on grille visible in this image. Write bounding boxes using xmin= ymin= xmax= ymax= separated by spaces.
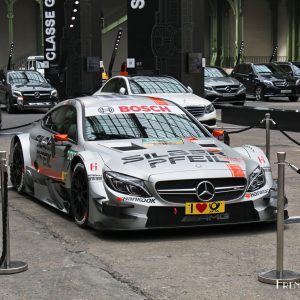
xmin=225 ymin=86 xmax=231 ymax=93
xmin=196 ymin=181 xmax=215 ymax=202
xmin=34 ymin=92 xmax=40 ymax=98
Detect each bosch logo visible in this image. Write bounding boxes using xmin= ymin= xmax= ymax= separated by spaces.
xmin=98 ymin=106 xmax=114 ymax=114
xmin=196 ymin=181 xmax=215 ymax=202
xmin=131 ymin=0 xmax=145 ymax=9
xmin=34 ymin=92 xmax=40 ymax=98
xmin=225 ymin=86 xmax=232 ymax=93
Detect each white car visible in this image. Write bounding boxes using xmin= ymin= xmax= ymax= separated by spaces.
xmin=94 ymin=75 xmax=217 ymax=127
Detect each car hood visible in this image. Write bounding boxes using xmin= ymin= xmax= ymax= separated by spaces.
xmin=205 ymin=77 xmax=240 ymax=86
xmin=260 ymin=73 xmax=285 ymax=81
xmin=11 ymin=82 xmax=52 ymax=91
xmin=137 ymin=93 xmax=212 ymax=107
xmin=86 ymin=137 xmax=258 ymax=181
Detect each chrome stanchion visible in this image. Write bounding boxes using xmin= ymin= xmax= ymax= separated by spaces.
xmin=265 ymin=113 xmax=271 ymax=162
xmin=0 ymin=151 xmax=28 ymax=274
xmin=258 ymin=152 xmax=300 ymax=285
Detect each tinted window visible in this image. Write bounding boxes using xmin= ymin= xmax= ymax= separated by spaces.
xmin=233 ymin=64 xmax=245 ymax=74
xmin=205 ymin=67 xmax=228 ymax=78
xmin=128 ymin=77 xmax=188 ymax=94
xmin=279 ymin=65 xmax=292 ymax=73
xmin=102 ymin=79 xmax=120 ymax=93
xmin=43 ymin=106 xmax=77 ymax=142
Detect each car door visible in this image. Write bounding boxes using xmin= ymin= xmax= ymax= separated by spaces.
xmin=243 ymin=64 xmax=255 ymax=94
xmin=31 ymin=105 xmax=79 ymax=180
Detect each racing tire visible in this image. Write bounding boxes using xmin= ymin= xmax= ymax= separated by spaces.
xmin=71 ymin=162 xmax=89 ymax=228
xmin=255 ymin=86 xmax=265 ymax=101
xmin=10 ymin=141 xmax=25 ymax=193
xmin=288 ymin=96 xmax=298 ymax=102
xmin=6 ymin=95 xmax=17 ymax=114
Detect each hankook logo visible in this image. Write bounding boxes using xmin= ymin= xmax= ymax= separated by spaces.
xmin=34 ymin=92 xmax=40 ymax=98
xmin=225 ymin=86 xmax=232 ymax=93
xmin=131 ymin=0 xmax=145 ymax=9
xmin=196 ymin=181 xmax=215 ymax=202
xmin=98 ymin=106 xmax=114 ymax=114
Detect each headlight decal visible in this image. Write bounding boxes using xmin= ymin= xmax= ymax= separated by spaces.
xmin=104 ymin=171 xmax=152 ymax=198
xmin=247 ymin=167 xmax=266 ymax=192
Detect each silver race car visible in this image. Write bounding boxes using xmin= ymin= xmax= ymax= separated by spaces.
xmin=10 ymin=94 xmax=286 ymax=230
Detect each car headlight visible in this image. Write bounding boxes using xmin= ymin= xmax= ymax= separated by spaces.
xmin=296 ymin=79 xmax=300 ymax=86
xmin=104 ymin=171 xmax=152 ymax=198
xmin=12 ymin=90 xmax=22 ymax=97
xmin=238 ymin=83 xmax=246 ymax=90
xmin=263 ymin=80 xmax=274 ymax=87
xmin=204 ymin=86 xmax=213 ymax=91
xmin=51 ymin=89 xmax=58 ymax=98
xmin=247 ymin=166 xmax=266 ymax=192
xmin=205 ymin=104 xmax=215 ymax=113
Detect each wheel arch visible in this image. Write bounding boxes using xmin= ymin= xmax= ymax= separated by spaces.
xmin=9 ymin=134 xmax=31 ymax=167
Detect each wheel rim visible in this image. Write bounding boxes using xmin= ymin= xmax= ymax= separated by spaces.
xmin=12 ymin=146 xmax=24 ymax=189
xmin=255 ymin=87 xmax=262 ymax=101
xmin=71 ymin=168 xmax=88 ymax=222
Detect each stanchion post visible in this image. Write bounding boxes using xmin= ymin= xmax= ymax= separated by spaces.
xmin=265 ymin=113 xmax=271 ymax=161
xmin=258 ymin=152 xmax=300 ymax=284
xmin=0 ymin=150 xmax=28 ymax=274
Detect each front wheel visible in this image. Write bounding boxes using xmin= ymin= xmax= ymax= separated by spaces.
xmin=10 ymin=141 xmax=25 ymax=192
xmin=255 ymin=86 xmax=265 ymax=101
xmin=71 ymin=162 xmax=89 ymax=228
xmin=288 ymin=96 xmax=298 ymax=102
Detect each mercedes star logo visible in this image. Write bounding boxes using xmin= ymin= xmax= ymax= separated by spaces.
xmin=98 ymin=106 xmax=114 ymax=114
xmin=225 ymin=86 xmax=231 ymax=93
xmin=196 ymin=181 xmax=215 ymax=202
xmin=34 ymin=92 xmax=40 ymax=98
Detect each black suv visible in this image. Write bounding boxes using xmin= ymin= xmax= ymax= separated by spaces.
xmin=0 ymin=70 xmax=58 ymax=113
xmin=231 ymin=62 xmax=300 ymax=101
xmin=275 ymin=61 xmax=300 ymax=79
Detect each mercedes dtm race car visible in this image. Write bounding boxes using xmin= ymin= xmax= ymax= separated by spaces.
xmin=10 ymin=94 xmax=286 ymax=230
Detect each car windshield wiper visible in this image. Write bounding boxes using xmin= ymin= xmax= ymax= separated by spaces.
xmin=88 ymin=132 xmax=138 ymax=141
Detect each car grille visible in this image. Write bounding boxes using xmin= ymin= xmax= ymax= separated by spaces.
xmin=214 ymin=85 xmax=239 ymax=93
xmin=22 ymin=91 xmax=51 ymax=100
xmin=185 ymin=106 xmax=205 ymax=117
xmin=273 ymin=81 xmax=287 ymax=87
xmin=155 ymin=178 xmax=247 ymax=203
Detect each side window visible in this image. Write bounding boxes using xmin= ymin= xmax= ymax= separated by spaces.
xmin=43 ymin=106 xmax=78 ymax=142
xmin=244 ymin=65 xmax=252 ymax=75
xmin=234 ymin=65 xmax=243 ymax=74
xmin=102 ymin=79 xmax=118 ymax=93
xmin=280 ymin=65 xmax=292 ymax=73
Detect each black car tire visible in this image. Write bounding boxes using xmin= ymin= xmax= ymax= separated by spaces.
xmin=71 ymin=162 xmax=89 ymax=228
xmin=288 ymin=96 xmax=298 ymax=102
xmin=11 ymin=141 xmax=25 ymax=193
xmin=255 ymin=86 xmax=265 ymax=101
xmin=6 ymin=95 xmax=17 ymax=114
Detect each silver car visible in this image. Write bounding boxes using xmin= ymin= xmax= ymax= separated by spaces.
xmin=204 ymin=67 xmax=246 ymax=105
xmin=10 ymin=94 xmax=285 ymax=230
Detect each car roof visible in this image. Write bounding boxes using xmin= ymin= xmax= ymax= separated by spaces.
xmin=74 ymin=93 xmax=176 ymax=109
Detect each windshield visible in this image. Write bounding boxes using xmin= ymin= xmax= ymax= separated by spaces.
xmin=128 ymin=77 xmax=188 ymax=94
xmin=8 ymin=71 xmax=46 ymax=85
xmin=205 ymin=67 xmax=228 ymax=78
xmin=292 ymin=65 xmax=300 ymax=76
xmin=253 ymin=64 xmax=284 ymax=75
xmin=85 ymin=113 xmax=207 ymax=141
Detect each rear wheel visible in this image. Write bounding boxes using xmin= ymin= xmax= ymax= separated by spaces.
xmin=10 ymin=141 xmax=25 ymax=192
xmin=70 ymin=162 xmax=89 ymax=228
xmin=288 ymin=96 xmax=298 ymax=102
xmin=6 ymin=95 xmax=16 ymax=114
xmin=255 ymin=86 xmax=265 ymax=101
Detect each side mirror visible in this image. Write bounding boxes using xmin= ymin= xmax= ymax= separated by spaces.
xmin=212 ymin=129 xmax=230 ymax=146
xmin=187 ymin=86 xmax=193 ymax=93
xmin=53 ymin=134 xmax=71 ymax=147
xmin=119 ymin=87 xmax=126 ymax=95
